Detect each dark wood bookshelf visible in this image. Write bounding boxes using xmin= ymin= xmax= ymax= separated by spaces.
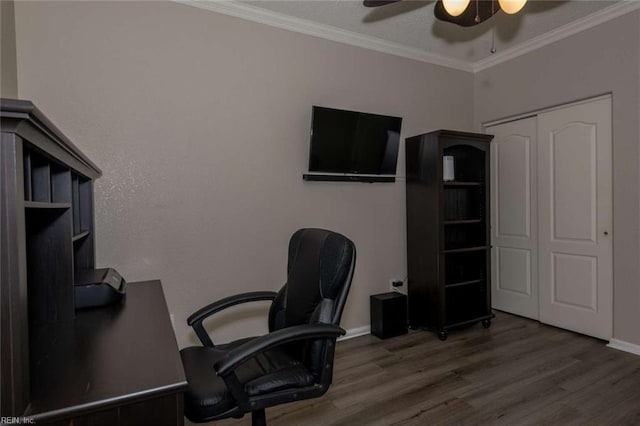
xmin=24 ymin=201 xmax=71 ymax=209
xmin=442 ymin=246 xmax=489 ymax=254
xmin=443 ymin=219 xmax=483 ymax=225
xmin=72 ymin=230 xmax=91 ymax=242
xmin=2 ymin=99 xmax=185 ymax=424
xmin=445 ymin=314 xmax=495 ymax=329
xmin=405 ymin=129 xmax=494 ymax=341
xmin=443 ymin=181 xmax=483 ymax=186
xmin=445 ymin=279 xmax=484 ymax=289
xmin=2 ymin=98 xmax=186 ymax=425
xmin=1 ymin=98 xmax=102 ymax=417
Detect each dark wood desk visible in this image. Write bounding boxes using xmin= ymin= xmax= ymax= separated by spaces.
xmin=24 ymin=281 xmax=187 ymax=425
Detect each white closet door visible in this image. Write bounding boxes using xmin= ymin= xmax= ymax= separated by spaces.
xmin=537 ymin=97 xmax=612 ymax=339
xmin=488 ymin=117 xmax=539 ymax=319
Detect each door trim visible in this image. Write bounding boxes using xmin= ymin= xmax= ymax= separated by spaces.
xmin=482 ymin=93 xmax=612 ymax=129
xmin=607 ymin=339 xmax=640 ymax=356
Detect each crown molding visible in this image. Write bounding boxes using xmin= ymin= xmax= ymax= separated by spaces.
xmin=174 ymin=0 xmax=474 ymax=72
xmin=473 ymin=1 xmax=640 ymax=72
xmin=175 ymin=0 xmax=640 ymax=75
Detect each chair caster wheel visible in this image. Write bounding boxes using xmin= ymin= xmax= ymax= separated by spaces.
xmin=482 ymin=319 xmax=491 ymax=329
xmin=438 ymin=331 xmax=448 ymax=341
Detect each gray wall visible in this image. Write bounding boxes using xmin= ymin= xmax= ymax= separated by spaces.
xmin=14 ymin=1 xmax=474 ymax=347
xmin=1 ymin=0 xmax=18 ymax=98
xmin=15 ymin=0 xmax=636 ymax=348
xmin=474 ymin=12 xmax=640 ymax=344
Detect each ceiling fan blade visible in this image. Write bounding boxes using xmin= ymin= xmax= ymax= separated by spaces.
xmin=434 ymin=0 xmax=501 ymax=27
xmin=363 ymin=0 xmax=402 ymax=7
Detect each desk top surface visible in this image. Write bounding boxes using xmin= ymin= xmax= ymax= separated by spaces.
xmin=25 ymin=280 xmax=187 ymax=421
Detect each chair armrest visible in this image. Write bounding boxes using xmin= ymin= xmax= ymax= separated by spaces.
xmin=187 ymin=291 xmax=278 ymax=325
xmin=187 ymin=291 xmax=278 ymax=347
xmin=215 ymin=323 xmax=345 ymax=376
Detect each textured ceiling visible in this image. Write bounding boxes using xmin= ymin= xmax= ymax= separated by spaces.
xmin=242 ymin=1 xmax=619 ymax=63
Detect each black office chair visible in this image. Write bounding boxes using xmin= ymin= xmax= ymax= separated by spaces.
xmin=180 ymin=228 xmax=356 ymax=425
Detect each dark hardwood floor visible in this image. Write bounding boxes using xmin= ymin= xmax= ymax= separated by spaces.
xmin=215 ymin=311 xmax=640 ymax=425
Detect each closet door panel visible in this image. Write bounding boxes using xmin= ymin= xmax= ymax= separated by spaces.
xmin=550 ymin=123 xmax=597 ymax=242
xmin=537 ymin=97 xmax=612 ymax=340
xmin=488 ymin=117 xmax=538 ymax=319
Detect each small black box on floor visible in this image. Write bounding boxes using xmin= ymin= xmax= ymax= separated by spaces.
xmin=370 ymin=292 xmax=408 ymax=339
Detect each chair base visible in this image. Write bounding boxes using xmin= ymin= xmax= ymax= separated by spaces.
xmin=252 ymin=409 xmax=266 ymax=426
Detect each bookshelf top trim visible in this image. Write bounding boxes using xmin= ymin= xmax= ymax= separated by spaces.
xmin=1 ymin=98 xmax=102 ymax=179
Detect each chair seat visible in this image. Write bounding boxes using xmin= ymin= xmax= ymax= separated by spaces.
xmin=180 ymin=339 xmax=316 ymax=421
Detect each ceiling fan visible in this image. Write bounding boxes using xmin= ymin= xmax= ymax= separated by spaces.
xmin=363 ymin=0 xmax=527 ymax=27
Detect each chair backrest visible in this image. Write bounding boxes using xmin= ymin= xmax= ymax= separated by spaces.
xmin=267 ymin=228 xmax=356 ymax=378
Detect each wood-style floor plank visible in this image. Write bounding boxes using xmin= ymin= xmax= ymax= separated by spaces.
xmin=202 ymin=311 xmax=640 ymax=425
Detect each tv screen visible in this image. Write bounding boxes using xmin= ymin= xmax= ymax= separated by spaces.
xmin=308 ymin=106 xmax=402 ymax=177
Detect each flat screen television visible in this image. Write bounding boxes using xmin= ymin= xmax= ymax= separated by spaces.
xmin=304 ymin=106 xmax=403 ymax=182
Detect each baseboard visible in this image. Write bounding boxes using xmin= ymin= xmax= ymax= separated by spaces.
xmin=339 ymin=325 xmax=370 ymax=341
xmin=607 ymin=339 xmax=640 ymax=356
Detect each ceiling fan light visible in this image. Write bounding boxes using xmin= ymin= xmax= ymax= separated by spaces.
xmin=442 ymin=0 xmax=471 ymax=17
xmin=498 ymin=0 xmax=527 ymax=15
